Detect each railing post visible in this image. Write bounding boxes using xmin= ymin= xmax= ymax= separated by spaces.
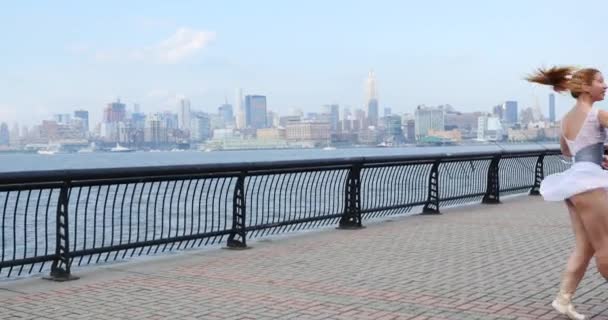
xmin=45 ymin=181 xmax=78 ymax=281
xmin=482 ymin=155 xmax=501 ymax=204
xmin=422 ymin=159 xmax=440 ymax=214
xmin=529 ymin=154 xmax=544 ymax=196
xmin=227 ymin=173 xmax=248 ymax=249
xmin=338 ymin=163 xmax=363 ymax=229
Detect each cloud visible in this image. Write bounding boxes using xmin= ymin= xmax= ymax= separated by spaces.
xmin=93 ymin=27 xmax=216 ymax=64
xmin=155 ymin=28 xmax=216 ymax=63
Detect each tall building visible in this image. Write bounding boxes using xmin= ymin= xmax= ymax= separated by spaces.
xmin=235 ymin=88 xmax=245 ymax=129
xmin=74 ymin=110 xmax=89 ymax=133
xmin=366 ymin=70 xmax=379 ymax=127
xmin=179 ymin=99 xmax=191 ymax=132
xmin=384 ymin=115 xmax=404 ymax=142
xmin=322 ymin=104 xmax=340 ymax=133
xmin=191 ymin=113 xmax=211 ymax=142
xmin=144 ymin=114 xmax=168 ymax=145
xmin=406 ymin=119 xmax=416 ymax=142
xmin=384 ymin=108 xmax=392 ymax=117
xmin=549 ymin=93 xmax=556 ymax=123
xmin=218 ymin=103 xmax=234 ymax=126
xmin=53 ymin=114 xmax=71 ymax=125
xmin=103 ymin=99 xmax=126 ymax=123
xmin=245 ymin=95 xmax=267 ymax=129
xmin=9 ymin=123 xmax=19 ymax=146
xmin=492 ymin=105 xmax=503 ymax=120
xmin=414 ymin=106 xmax=445 ymax=139
xmin=161 ymin=112 xmax=179 ymax=130
xmin=503 ymin=101 xmax=518 ymax=124
xmin=0 ymin=123 xmax=9 ymax=146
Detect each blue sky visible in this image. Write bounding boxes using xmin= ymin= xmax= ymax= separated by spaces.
xmin=1 ymin=0 xmax=607 ymax=126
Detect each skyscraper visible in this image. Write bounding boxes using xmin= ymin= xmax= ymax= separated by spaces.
xmin=245 ymin=95 xmax=267 ymax=129
xmin=235 ymin=88 xmax=245 ymax=129
xmin=218 ymin=103 xmax=234 ymax=126
xmin=74 ymin=110 xmax=89 ymax=133
xmin=9 ymin=123 xmax=19 ymax=146
xmin=179 ymin=99 xmax=191 ymax=132
xmin=549 ymin=93 xmax=556 ymax=123
xmin=503 ymin=101 xmax=518 ymax=124
xmin=103 ymin=99 xmax=126 ymax=123
xmin=366 ymin=70 xmax=379 ymax=127
xmin=414 ymin=105 xmax=445 ymax=138
xmin=0 ymin=123 xmax=9 ymax=146
xmin=322 ymin=104 xmax=340 ymax=133
xmin=492 ymin=105 xmax=503 ymax=120
xmin=384 ymin=108 xmax=392 ymax=117
xmin=53 ymin=114 xmax=71 ymax=125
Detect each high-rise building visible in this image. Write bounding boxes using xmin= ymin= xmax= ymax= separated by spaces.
xmin=492 ymin=105 xmax=504 ymax=120
xmin=235 ymin=89 xmax=245 ymax=129
xmin=384 ymin=108 xmax=392 ymax=117
xmin=0 ymin=123 xmax=9 ymax=146
xmin=54 ymin=114 xmax=71 ymax=125
xmin=414 ymin=105 xmax=445 ymax=139
xmin=366 ymin=70 xmax=379 ymax=127
xmin=503 ymin=101 xmax=518 ymax=124
xmin=103 ymin=100 xmax=126 ymax=123
xmin=406 ymin=119 xmax=416 ymax=142
xmin=384 ymin=115 xmax=404 ymax=142
xmin=549 ymin=93 xmax=556 ymax=123
xmin=144 ymin=114 xmax=168 ymax=145
xmin=9 ymin=123 xmax=19 ymax=146
xmin=322 ymin=104 xmax=340 ymax=132
xmin=161 ymin=112 xmax=179 ymax=130
xmin=74 ymin=110 xmax=89 ymax=133
xmin=245 ymin=95 xmax=267 ymax=129
xmin=218 ymin=103 xmax=234 ymax=126
xmin=179 ymin=99 xmax=191 ymax=132
xmin=191 ymin=113 xmax=211 ymax=142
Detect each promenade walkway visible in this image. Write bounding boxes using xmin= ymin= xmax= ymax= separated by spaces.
xmin=1 ymin=196 xmax=607 ymax=320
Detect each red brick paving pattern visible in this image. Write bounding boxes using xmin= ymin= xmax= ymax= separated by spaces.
xmin=0 ymin=196 xmax=607 ymax=319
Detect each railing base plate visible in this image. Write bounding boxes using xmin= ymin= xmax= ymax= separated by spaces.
xmin=223 ymin=240 xmax=250 ymax=250
xmin=336 ymin=225 xmax=366 ymax=230
xmin=43 ymin=273 xmax=79 ymax=282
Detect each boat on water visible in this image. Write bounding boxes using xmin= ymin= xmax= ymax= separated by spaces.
xmin=37 ymin=149 xmax=57 ymax=155
xmin=110 ymin=143 xmax=135 ymax=152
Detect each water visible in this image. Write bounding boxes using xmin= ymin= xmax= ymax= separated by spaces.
xmin=0 ymin=143 xmax=558 ymax=173
xmin=0 ymin=143 xmax=563 ymax=278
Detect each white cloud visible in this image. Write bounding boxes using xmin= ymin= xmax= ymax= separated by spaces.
xmin=93 ymin=27 xmax=216 ymax=64
xmin=155 ymin=28 xmax=216 ymax=63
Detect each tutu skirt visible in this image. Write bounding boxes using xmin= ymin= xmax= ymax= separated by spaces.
xmin=541 ymin=162 xmax=608 ymax=201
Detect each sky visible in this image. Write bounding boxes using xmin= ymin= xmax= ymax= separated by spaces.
xmin=1 ymin=0 xmax=608 ymax=127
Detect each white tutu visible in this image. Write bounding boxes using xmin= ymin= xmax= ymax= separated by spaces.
xmin=541 ymin=162 xmax=608 ymax=201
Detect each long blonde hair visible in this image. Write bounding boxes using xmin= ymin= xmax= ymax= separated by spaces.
xmin=526 ymin=66 xmax=599 ymax=98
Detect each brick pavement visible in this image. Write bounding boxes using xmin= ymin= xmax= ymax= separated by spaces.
xmin=0 ymin=196 xmax=607 ymax=320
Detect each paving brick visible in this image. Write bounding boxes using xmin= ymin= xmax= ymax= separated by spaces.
xmin=0 ymin=196 xmax=606 ymax=319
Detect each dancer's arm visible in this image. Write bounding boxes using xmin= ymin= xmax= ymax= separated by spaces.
xmin=597 ymin=110 xmax=608 ymax=169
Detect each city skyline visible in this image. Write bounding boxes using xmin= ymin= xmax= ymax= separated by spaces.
xmin=2 ymin=1 xmax=608 ymax=126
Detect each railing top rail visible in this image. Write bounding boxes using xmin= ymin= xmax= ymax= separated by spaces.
xmin=0 ymin=147 xmax=561 ymax=185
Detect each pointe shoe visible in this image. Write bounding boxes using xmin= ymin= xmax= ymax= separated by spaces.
xmin=552 ymin=296 xmax=586 ymax=320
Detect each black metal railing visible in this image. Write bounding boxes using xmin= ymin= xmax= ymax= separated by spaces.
xmin=0 ymin=148 xmax=567 ymax=279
